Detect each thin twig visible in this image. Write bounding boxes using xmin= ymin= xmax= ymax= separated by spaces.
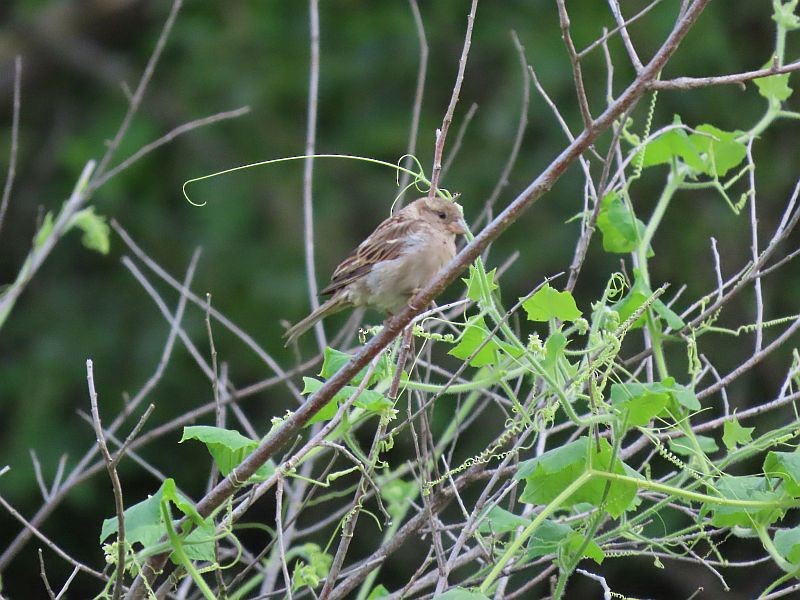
xmin=92 ymin=106 xmax=250 ymax=188
xmin=428 ymin=0 xmax=479 ymax=197
xmin=0 ymin=494 xmax=105 ymax=580
xmin=557 ymin=0 xmax=593 ymax=129
xmin=397 ymin=0 xmax=429 ymax=198
xmin=651 ymin=59 xmax=800 ymax=90
xmin=87 ymin=359 xmax=126 ymax=600
xmin=91 ymin=0 xmax=184 ymax=183
xmin=304 ymin=0 xmax=326 ymax=352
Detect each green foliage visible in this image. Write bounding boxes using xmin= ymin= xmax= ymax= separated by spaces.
xmin=180 ymin=426 xmax=275 ymax=481
xmin=291 ymin=543 xmax=333 ymax=592
xmin=703 ymin=475 xmax=785 ymax=527
xmin=516 ymin=437 xmax=638 ymax=518
xmin=448 ymin=315 xmax=522 ymax=367
xmin=69 ymin=207 xmax=111 ymax=255
xmin=774 ymin=526 xmax=800 ymax=564
xmin=101 ymin=479 xmax=216 ymax=566
xmin=520 ymin=284 xmax=582 ymax=322
xmin=612 ymin=272 xmax=685 ymax=330
xmin=722 ymin=415 xmax=755 ymax=450
xmin=596 ymin=191 xmax=648 ymax=254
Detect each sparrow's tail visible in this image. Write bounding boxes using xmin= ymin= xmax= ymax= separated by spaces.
xmin=283 ymin=295 xmax=348 ymax=346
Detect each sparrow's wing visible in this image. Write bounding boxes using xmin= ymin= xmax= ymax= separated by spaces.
xmin=320 ymin=216 xmax=419 ymax=296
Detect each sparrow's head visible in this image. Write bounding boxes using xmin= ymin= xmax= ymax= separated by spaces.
xmin=408 ymin=196 xmax=468 ymax=235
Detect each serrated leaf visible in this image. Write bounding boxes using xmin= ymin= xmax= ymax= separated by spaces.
xmin=688 ymin=125 xmax=747 ymax=178
xmin=515 ymin=437 xmax=637 ymax=518
xmin=640 ymin=119 xmax=705 ymax=172
xmin=101 ymin=478 xmax=215 ymax=563
xmin=521 ymin=284 xmax=582 ymax=322
xmin=764 ymin=451 xmax=800 ymax=496
xmin=610 ymin=383 xmax=669 ymax=427
xmin=463 ymin=264 xmax=498 ymax=303
xmin=755 ymin=71 xmax=793 ymax=102
xmin=70 ymin=207 xmax=111 ymax=255
xmin=704 ymin=475 xmax=784 ymax=527
xmin=448 ymin=315 xmax=501 ymax=367
xmin=320 ymin=348 xmax=389 ymax=386
xmin=302 ymin=377 xmax=392 ymax=426
xmin=722 ymin=416 xmax=755 ymax=450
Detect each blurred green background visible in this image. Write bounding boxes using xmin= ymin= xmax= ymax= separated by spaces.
xmin=1 ymin=0 xmax=799 ymax=597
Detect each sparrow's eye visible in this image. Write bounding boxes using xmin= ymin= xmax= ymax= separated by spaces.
xmin=436 ymin=211 xmax=447 ymax=220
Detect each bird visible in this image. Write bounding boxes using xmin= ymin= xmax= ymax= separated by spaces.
xmin=284 ymin=195 xmax=468 ymax=345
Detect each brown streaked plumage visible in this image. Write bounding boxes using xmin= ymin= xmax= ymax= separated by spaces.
xmin=284 ymin=196 xmax=467 ymax=345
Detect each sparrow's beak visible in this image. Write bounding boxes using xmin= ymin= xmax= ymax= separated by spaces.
xmin=449 ymin=218 xmax=469 ymax=236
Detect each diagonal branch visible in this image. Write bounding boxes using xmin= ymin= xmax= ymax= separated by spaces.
xmin=124 ymin=2 xmax=712 ymax=596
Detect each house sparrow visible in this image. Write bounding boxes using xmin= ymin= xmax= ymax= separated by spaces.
xmin=284 ymin=196 xmax=468 ymax=345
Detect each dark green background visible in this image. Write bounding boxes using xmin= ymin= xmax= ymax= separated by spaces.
xmin=1 ymin=1 xmax=798 ymax=597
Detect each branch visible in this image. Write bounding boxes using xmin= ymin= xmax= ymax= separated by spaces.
xmin=125 ymin=1 xmax=713 ymax=595
xmin=651 ymin=60 xmax=800 ymax=90
xmin=428 ymin=0 xmax=479 ymax=197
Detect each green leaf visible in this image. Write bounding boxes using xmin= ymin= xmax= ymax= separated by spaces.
xmin=775 ymin=526 xmax=800 ymax=564
xmin=565 ymin=531 xmax=605 ymax=564
xmin=764 ymin=451 xmax=800 ymax=496
xmin=521 ymin=284 xmax=582 ymax=322
xmin=612 ymin=273 xmax=685 ymax=331
xmin=320 ymin=348 xmax=390 ymax=386
xmin=291 ymin=543 xmax=333 ymax=591
xmin=101 ymin=482 xmax=166 ymax=546
xmin=722 ymin=416 xmax=755 ymax=450
xmin=526 ymin=519 xmax=573 ymax=558
xmin=463 ymin=264 xmax=498 ymax=303
xmin=610 ymin=383 xmax=669 ymax=427
xmin=652 ymin=298 xmax=685 ymax=330
xmin=478 ymin=506 xmax=530 ymax=534
xmin=448 ymin=315 xmax=501 ymax=367
xmin=612 ymin=378 xmax=700 ymax=423
xmin=688 ymin=125 xmax=747 ymax=178
xmin=596 ymin=191 xmax=648 ymax=254
xmin=640 ymin=119 xmax=705 ymax=172
xmin=435 ymin=588 xmax=491 ymax=600
xmin=669 ymin=435 xmax=719 ymax=456
xmin=755 ymin=71 xmax=793 ymax=102
xmin=704 ymin=475 xmax=784 ymax=527
xmin=100 ymin=478 xmax=216 ymax=563
xmin=69 ymin=207 xmax=111 ymax=255
xmin=516 ymin=437 xmax=637 ymax=518
xmin=180 ymin=425 xmax=275 ymax=481
xmin=301 ymin=377 xmax=392 ymax=426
